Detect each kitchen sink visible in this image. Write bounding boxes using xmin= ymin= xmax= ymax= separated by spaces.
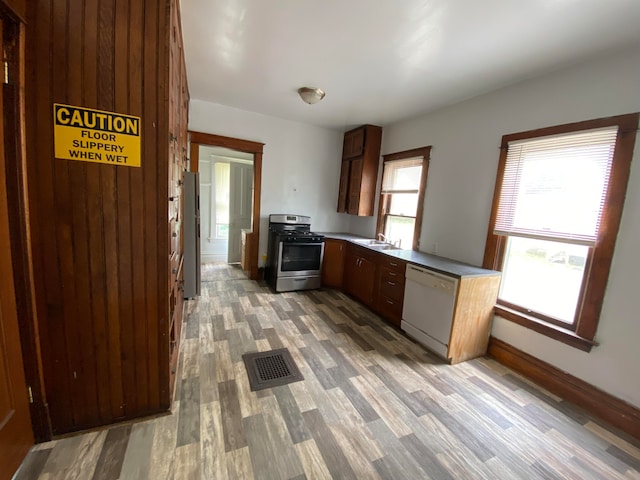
xmin=352 ymin=238 xmax=400 ymax=250
xmin=352 ymin=238 xmax=388 ymax=246
xmin=368 ymin=244 xmax=400 ymax=251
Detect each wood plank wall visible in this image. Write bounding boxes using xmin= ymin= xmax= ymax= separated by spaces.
xmin=24 ymin=0 xmax=179 ymax=435
xmin=3 ymin=0 xmax=26 ymax=21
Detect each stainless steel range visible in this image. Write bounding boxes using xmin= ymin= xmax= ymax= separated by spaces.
xmin=265 ymin=214 xmax=325 ymax=292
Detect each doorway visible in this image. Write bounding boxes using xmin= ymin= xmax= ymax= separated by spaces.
xmin=198 ymin=146 xmax=254 ymax=264
xmin=189 ymin=132 xmax=264 ymax=280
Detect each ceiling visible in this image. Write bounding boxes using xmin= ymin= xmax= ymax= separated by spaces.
xmin=181 ymin=0 xmax=640 ymax=131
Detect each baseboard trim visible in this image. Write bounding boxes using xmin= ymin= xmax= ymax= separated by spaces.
xmin=488 ymin=336 xmax=640 ymax=441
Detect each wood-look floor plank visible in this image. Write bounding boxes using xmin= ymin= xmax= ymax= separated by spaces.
xmin=119 ymin=421 xmax=155 ymax=480
xmin=273 ymin=385 xmax=312 ymax=444
xmin=294 ymin=439 xmax=332 ymax=479
xmin=350 ymin=375 xmax=413 ymax=438
xmin=242 ymin=414 xmax=282 ymax=480
xmin=17 ymin=265 xmax=640 ymax=480
xmin=176 ymin=376 xmax=200 ymax=447
xmin=225 ymin=447 xmax=254 ymax=480
xmin=366 ymin=418 xmax=428 ymax=480
xmin=258 ymin=395 xmax=306 ymax=478
xmin=38 ymin=435 xmax=86 ymax=480
xmin=399 ymin=433 xmax=454 ymax=480
xmin=327 ymin=366 xmax=379 ymax=423
xmin=214 ymin=340 xmax=235 ymax=383
xmin=14 ymin=448 xmax=51 ymax=480
xmin=91 ymin=425 xmax=131 ymax=480
xmin=218 ymin=379 xmax=247 ymax=452
xmin=234 ymin=361 xmax=262 ymax=419
xmin=173 ymin=443 xmax=200 ymax=480
xmin=147 ymin=411 xmax=178 ymax=480
xmin=302 ymin=409 xmax=359 ymax=480
xmin=180 ymin=338 xmax=199 ymax=379
xmin=200 ymin=401 xmax=227 ymax=480
xmin=199 ymin=352 xmax=218 ymax=404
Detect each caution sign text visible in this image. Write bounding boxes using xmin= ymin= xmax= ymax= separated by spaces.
xmin=53 ymin=103 xmax=141 ymax=167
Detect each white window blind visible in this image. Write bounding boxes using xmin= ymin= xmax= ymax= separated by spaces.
xmin=494 ymin=127 xmax=618 ymax=246
xmin=381 ymin=157 xmax=422 ymax=193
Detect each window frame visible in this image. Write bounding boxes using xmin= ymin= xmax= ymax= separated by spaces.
xmin=483 ymin=113 xmax=639 ymax=352
xmin=376 ymin=146 xmax=430 ymax=251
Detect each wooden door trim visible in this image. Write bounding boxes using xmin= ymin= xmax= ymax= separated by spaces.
xmin=2 ymin=15 xmax=49 ymax=442
xmin=0 ymin=10 xmax=35 ymax=476
xmin=188 ymin=131 xmax=263 ymax=279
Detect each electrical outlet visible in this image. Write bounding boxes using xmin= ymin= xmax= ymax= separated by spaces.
xmin=432 ymin=242 xmax=438 ymax=254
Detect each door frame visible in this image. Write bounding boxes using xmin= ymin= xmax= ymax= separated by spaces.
xmin=189 ymin=131 xmax=263 ymax=280
xmin=1 ymin=3 xmax=49 ymax=443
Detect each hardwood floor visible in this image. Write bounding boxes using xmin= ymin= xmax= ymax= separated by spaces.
xmin=15 ymin=264 xmax=640 ymax=479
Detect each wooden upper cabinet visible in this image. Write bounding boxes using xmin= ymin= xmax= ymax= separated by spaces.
xmin=337 ymin=161 xmax=349 ymax=212
xmin=336 ymin=125 xmax=382 ymax=216
xmin=343 ymin=127 xmax=365 ymax=159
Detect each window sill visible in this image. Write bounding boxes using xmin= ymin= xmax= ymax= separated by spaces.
xmin=493 ymin=305 xmax=597 ymax=352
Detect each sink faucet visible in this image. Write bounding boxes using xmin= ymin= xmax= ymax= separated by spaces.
xmin=377 ymin=233 xmax=388 ymax=242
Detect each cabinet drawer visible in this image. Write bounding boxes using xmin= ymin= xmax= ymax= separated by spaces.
xmin=378 ymin=277 xmax=404 ymax=302
xmin=376 ymin=294 xmax=403 ymax=326
xmin=379 ymin=266 xmax=405 ymax=285
xmin=378 ymin=256 xmax=406 ymax=273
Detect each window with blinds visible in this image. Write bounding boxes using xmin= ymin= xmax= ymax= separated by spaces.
xmin=495 ymin=127 xmax=618 ymax=246
xmin=483 ymin=113 xmax=638 ymax=348
xmin=379 ymin=157 xmax=424 ymax=249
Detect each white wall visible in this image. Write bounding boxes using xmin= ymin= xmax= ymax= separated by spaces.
xmin=376 ymin=45 xmax=640 ymax=407
xmin=189 ymin=100 xmax=350 ymax=263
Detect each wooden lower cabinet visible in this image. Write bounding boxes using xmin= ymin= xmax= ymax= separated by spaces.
xmin=374 ymin=256 xmax=407 ymax=327
xmin=339 ymin=243 xmax=406 ymax=327
xmin=324 ymin=238 xmax=500 ymax=362
xmin=322 ymin=239 xmax=346 ymax=289
xmin=344 ymin=244 xmax=377 ymax=306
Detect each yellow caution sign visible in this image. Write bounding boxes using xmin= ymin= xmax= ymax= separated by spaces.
xmin=53 ymin=103 xmax=141 ymax=167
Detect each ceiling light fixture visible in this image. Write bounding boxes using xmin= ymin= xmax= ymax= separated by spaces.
xmin=298 ymin=87 xmax=325 ymax=105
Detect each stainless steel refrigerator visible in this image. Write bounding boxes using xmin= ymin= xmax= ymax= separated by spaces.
xmin=183 ymin=171 xmax=201 ymax=298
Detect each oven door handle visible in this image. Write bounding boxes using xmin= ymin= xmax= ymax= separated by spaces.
xmin=282 ymin=242 xmax=324 ymax=246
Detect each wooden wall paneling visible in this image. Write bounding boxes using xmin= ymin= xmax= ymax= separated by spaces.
xmin=67 ymin=0 xmax=99 ymax=428
xmin=25 ymin=0 xmax=182 ymax=434
xmin=139 ymin=3 xmax=160 ymax=411
xmin=26 ymin=0 xmax=72 ymax=435
xmin=52 ymin=0 xmax=92 ymax=430
xmin=2 ymin=0 xmax=26 ymax=22
xmin=130 ymin=0 xmax=146 ymax=415
xmin=82 ymin=0 xmax=112 ymax=424
xmin=113 ymin=0 xmax=137 ymax=421
xmin=94 ymin=0 xmax=126 ymax=426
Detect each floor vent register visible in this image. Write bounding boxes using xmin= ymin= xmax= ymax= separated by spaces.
xmin=242 ymin=348 xmax=304 ymax=391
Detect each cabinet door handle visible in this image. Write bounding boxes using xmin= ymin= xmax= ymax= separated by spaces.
xmin=387 ymin=281 xmax=396 ymax=286
xmin=388 ymin=272 xmax=397 ymax=276
xmin=386 ymin=299 xmax=394 ymax=304
xmin=389 ymin=262 xmax=398 ymax=267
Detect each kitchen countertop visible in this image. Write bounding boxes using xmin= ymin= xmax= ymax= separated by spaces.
xmin=320 ymin=232 xmax=500 ymax=279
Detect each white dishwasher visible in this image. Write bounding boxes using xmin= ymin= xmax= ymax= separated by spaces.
xmin=401 ymin=264 xmax=458 ymax=360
